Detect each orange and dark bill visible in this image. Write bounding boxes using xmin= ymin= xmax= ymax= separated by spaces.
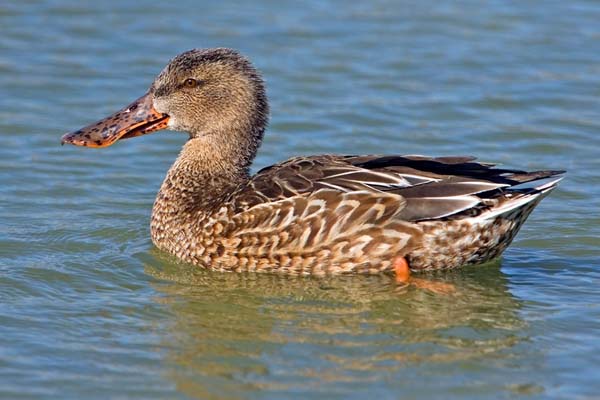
xmin=61 ymin=92 xmax=169 ymax=148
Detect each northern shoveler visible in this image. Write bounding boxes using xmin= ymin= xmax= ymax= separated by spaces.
xmin=61 ymin=48 xmax=564 ymax=281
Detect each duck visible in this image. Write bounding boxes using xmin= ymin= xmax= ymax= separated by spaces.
xmin=61 ymin=48 xmax=564 ymax=281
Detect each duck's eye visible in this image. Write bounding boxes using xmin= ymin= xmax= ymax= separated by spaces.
xmin=183 ymin=78 xmax=199 ymax=88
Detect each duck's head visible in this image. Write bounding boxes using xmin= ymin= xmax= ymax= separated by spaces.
xmin=61 ymin=48 xmax=268 ymax=153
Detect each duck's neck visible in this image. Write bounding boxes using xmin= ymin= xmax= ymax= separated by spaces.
xmin=150 ymin=131 xmax=256 ymax=251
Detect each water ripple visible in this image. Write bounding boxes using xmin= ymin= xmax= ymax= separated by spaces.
xmin=1 ymin=1 xmax=599 ymax=399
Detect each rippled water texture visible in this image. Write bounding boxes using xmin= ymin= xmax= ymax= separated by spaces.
xmin=1 ymin=1 xmax=599 ymax=399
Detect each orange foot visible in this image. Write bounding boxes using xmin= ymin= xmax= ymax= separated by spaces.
xmin=393 ymin=256 xmax=411 ymax=283
xmin=392 ymin=256 xmax=456 ymax=295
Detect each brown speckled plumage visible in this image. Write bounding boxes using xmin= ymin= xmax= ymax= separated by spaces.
xmin=62 ymin=48 xmax=564 ymax=275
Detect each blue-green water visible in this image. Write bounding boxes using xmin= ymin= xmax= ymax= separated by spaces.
xmin=1 ymin=1 xmax=599 ymax=399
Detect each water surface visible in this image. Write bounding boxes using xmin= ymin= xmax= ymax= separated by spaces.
xmin=1 ymin=1 xmax=599 ymax=399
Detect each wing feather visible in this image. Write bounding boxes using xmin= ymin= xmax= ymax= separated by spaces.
xmin=231 ymin=154 xmax=564 ymax=222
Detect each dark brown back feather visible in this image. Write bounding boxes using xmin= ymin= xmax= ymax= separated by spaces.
xmin=231 ymin=154 xmax=564 ymax=221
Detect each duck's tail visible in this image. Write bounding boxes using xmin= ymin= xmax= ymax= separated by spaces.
xmin=479 ymin=173 xmax=564 ymax=221
xmin=407 ymin=171 xmax=564 ymax=270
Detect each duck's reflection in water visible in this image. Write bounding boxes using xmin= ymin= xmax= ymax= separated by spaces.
xmin=145 ymin=254 xmax=525 ymax=399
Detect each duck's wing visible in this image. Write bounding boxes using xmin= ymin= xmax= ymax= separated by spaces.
xmin=231 ymin=154 xmax=564 ymax=222
xmin=221 ymin=155 xmax=562 ymax=272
